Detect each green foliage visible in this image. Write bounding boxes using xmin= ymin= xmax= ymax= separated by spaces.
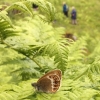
xmin=37 ymin=41 xmax=68 ymax=72
xmin=0 ymin=0 xmax=100 ymax=100
xmin=0 ymin=11 xmax=17 ymax=41
xmin=0 ymin=80 xmax=34 ymax=100
xmin=5 ymin=0 xmax=56 ymax=22
xmin=36 ymin=0 xmax=56 ymax=22
xmin=6 ymin=0 xmax=34 ymax=16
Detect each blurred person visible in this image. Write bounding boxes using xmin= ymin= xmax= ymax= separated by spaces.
xmin=62 ymin=2 xmax=69 ymax=17
xmin=32 ymin=3 xmax=38 ymax=10
xmin=71 ymin=6 xmax=77 ymax=24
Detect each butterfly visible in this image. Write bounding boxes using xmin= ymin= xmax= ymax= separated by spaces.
xmin=31 ymin=69 xmax=62 ymax=93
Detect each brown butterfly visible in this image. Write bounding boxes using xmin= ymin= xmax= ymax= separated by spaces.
xmin=31 ymin=69 xmax=62 ymax=93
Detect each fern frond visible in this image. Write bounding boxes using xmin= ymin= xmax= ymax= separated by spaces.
xmin=86 ymin=57 xmax=100 ymax=83
xmin=39 ymin=41 xmax=68 ymax=72
xmin=90 ymin=62 xmax=100 ymax=74
xmin=70 ymin=60 xmax=100 ymax=82
xmin=0 ymin=11 xmax=13 ymax=27
xmin=6 ymin=0 xmax=56 ymax=22
xmin=0 ymin=11 xmax=18 ymax=41
xmin=0 ymin=70 xmax=12 ymax=85
xmin=14 ymin=41 xmax=68 ymax=72
xmin=6 ymin=1 xmax=34 ymax=16
xmin=33 ymin=0 xmax=56 ymax=22
xmin=0 ymin=80 xmax=33 ymax=100
xmin=0 ymin=47 xmax=40 ymax=81
xmin=0 ymin=47 xmax=23 ymax=64
xmin=68 ymin=37 xmax=87 ymax=62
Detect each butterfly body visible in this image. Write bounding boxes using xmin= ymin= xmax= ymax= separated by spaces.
xmin=31 ymin=69 xmax=62 ymax=93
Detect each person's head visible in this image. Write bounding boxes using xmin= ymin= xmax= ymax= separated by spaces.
xmin=72 ymin=6 xmax=75 ymax=10
xmin=63 ymin=2 xmax=66 ymax=5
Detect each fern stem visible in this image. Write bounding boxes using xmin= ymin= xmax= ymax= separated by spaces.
xmin=32 ymin=57 xmax=42 ymax=68
xmin=2 ymin=40 xmax=12 ymax=47
xmin=73 ymin=68 xmax=88 ymax=80
xmin=0 ymin=35 xmax=3 ymax=44
xmin=2 ymin=41 xmax=43 ymax=68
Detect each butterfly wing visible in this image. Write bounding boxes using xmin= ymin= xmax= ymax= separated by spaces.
xmin=36 ymin=69 xmax=62 ymax=93
xmin=37 ymin=69 xmax=62 ymax=82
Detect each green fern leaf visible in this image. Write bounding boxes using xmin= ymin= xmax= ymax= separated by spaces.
xmin=0 ymin=92 xmax=14 ymax=100
xmin=39 ymin=41 xmax=68 ymax=72
xmin=6 ymin=1 xmax=34 ymax=17
xmin=0 ymin=11 xmax=13 ymax=27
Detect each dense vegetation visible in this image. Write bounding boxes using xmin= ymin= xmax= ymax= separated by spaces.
xmin=0 ymin=0 xmax=100 ymax=100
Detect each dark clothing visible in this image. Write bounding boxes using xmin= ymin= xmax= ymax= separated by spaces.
xmin=32 ymin=3 xmax=38 ymax=9
xmin=63 ymin=4 xmax=67 ymax=12
xmin=71 ymin=9 xmax=77 ymax=19
xmin=63 ymin=11 xmax=68 ymax=17
xmin=63 ymin=4 xmax=69 ymax=17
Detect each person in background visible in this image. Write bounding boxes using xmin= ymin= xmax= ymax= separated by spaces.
xmin=32 ymin=3 xmax=38 ymax=10
xmin=71 ymin=6 xmax=77 ymax=24
xmin=62 ymin=2 xmax=69 ymax=17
